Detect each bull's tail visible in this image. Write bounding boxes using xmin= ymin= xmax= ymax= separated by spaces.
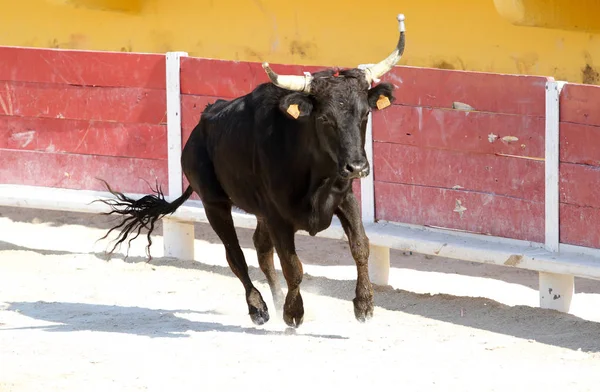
xmin=94 ymin=179 xmax=194 ymax=259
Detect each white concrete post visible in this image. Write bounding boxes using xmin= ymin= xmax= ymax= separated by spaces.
xmin=163 ymin=51 xmax=195 ymax=260
xmin=358 ymin=63 xmax=390 ymax=286
xmin=540 ymin=79 xmax=573 ymax=311
xmin=361 ymin=109 xmax=376 ymax=224
xmin=539 ymin=272 xmax=574 ymax=313
xmin=369 ymin=244 xmax=391 ymax=286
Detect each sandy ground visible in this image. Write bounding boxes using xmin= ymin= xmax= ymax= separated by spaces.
xmin=1 ymin=206 xmax=600 ymax=392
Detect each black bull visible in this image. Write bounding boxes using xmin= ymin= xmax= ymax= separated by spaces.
xmin=97 ymin=14 xmax=406 ymax=328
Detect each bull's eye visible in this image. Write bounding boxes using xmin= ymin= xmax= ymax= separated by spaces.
xmin=318 ymin=115 xmax=332 ymax=124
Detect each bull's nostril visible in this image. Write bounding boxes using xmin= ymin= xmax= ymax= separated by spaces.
xmin=342 ymin=161 xmax=369 ymax=178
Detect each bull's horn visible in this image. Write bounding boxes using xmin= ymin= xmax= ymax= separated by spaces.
xmin=262 ymin=62 xmax=313 ymax=93
xmin=364 ymin=14 xmax=406 ymax=84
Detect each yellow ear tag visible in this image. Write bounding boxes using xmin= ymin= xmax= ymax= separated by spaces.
xmin=287 ymin=104 xmax=300 ymax=119
xmin=376 ymin=95 xmax=391 ymax=110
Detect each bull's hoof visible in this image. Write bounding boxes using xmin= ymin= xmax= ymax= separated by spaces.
xmin=247 ymin=287 xmax=269 ymax=325
xmin=283 ymin=292 xmax=304 ymax=328
xmin=353 ymin=296 xmax=374 ymax=322
xmin=249 ymin=305 xmax=270 ymax=325
xmin=284 ymin=313 xmax=304 ymax=328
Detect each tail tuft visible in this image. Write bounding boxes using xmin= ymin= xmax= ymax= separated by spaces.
xmin=94 ymin=178 xmax=192 ymax=259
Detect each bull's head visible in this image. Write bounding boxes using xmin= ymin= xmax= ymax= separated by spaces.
xmin=262 ymin=14 xmax=406 ymax=180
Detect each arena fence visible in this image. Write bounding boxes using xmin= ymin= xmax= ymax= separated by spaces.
xmin=1 ymin=47 xmax=599 ymax=313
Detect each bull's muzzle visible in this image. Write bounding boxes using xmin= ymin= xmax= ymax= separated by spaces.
xmin=341 ymin=160 xmax=370 ymax=179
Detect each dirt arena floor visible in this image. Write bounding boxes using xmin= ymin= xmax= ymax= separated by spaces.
xmin=1 ymin=206 xmax=600 ymax=391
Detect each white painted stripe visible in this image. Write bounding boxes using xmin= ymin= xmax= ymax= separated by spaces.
xmin=166 ymin=51 xmax=188 ymax=201
xmin=544 ymin=79 xmax=565 ymax=253
xmin=357 ymin=63 xmax=376 ymax=223
xmin=361 ymin=111 xmax=376 ymax=223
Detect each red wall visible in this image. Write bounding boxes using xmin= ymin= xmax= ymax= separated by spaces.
xmin=0 ymin=47 xmax=168 ymax=194
xmin=372 ymin=67 xmax=548 ymax=243
xmin=559 ymin=84 xmax=600 ymax=249
xmin=0 ymin=46 xmax=597 ymax=249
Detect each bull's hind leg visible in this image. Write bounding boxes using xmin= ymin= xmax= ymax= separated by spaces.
xmin=335 ymin=191 xmax=374 ymax=322
xmin=203 ymin=202 xmax=270 ymax=325
xmin=253 ymin=220 xmax=285 ymax=313
xmin=182 ymin=147 xmax=269 ymax=325
xmin=267 ymin=221 xmax=304 ymax=328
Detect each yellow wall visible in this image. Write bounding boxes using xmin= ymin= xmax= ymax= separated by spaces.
xmin=494 ymin=0 xmax=600 ymax=33
xmin=3 ymin=0 xmax=600 ymax=84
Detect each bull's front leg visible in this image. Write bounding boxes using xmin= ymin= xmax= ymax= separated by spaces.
xmin=335 ymin=191 xmax=374 ymax=322
xmin=266 ymin=220 xmax=305 ymax=328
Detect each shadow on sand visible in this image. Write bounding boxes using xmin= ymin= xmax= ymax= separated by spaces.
xmin=2 ymin=301 xmax=347 ymax=340
xmin=3 ymin=206 xmax=600 ymax=295
xmin=1 ymin=239 xmax=600 ymax=352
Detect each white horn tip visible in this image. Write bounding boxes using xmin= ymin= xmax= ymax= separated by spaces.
xmin=397 ymin=14 xmax=406 ymax=32
xmin=262 ymin=62 xmax=270 ymax=69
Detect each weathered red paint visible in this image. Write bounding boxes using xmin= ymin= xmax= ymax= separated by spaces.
xmin=370 ymin=69 xmax=547 ymax=244
xmin=0 ymin=46 xmax=166 ymax=89
xmin=0 ymin=116 xmax=167 ymax=160
xmin=560 ymin=83 xmax=600 ymax=127
xmin=0 ymin=149 xmax=167 ymax=194
xmin=558 ymin=82 xmax=600 ymax=249
xmin=380 ymin=67 xmax=548 ymax=116
xmin=180 ymin=57 xmax=323 ymax=98
xmin=560 ymin=163 xmax=600 ymax=209
xmin=0 ymin=48 xmax=169 ymax=196
xmin=181 ymin=94 xmax=221 ymax=142
xmin=372 ymin=105 xmax=545 ymax=158
xmin=352 ymin=181 xmax=361 ymax=207
xmin=373 ymin=142 xmax=545 ymax=202
xmin=560 ymin=203 xmax=600 ymax=249
xmin=560 ymin=122 xmax=600 ymax=167
xmin=0 ymin=81 xmax=166 ymax=124
xmin=1 ymin=47 xmax=597 ymax=250
xmin=374 ymin=181 xmax=544 ymax=243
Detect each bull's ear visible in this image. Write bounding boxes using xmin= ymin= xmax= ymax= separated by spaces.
xmin=368 ymin=82 xmax=396 ymax=111
xmin=279 ymin=93 xmax=313 ymax=120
